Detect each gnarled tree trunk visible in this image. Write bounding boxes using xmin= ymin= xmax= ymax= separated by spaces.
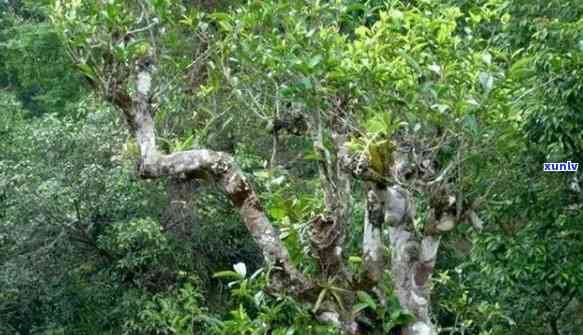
xmin=379 ymin=184 xmax=438 ymax=335
xmin=91 ymin=51 xmax=477 ymax=334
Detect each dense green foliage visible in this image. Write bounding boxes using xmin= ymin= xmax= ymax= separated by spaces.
xmin=1 ymin=0 xmax=581 ymax=334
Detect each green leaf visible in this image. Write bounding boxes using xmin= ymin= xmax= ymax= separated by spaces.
xmin=77 ymin=63 xmax=96 ymax=81
xmin=392 ymin=310 xmax=416 ymax=325
xmin=329 ymin=289 xmax=345 ymax=311
xmin=432 ymin=104 xmax=450 ymax=114
xmin=365 ymin=115 xmax=386 ymax=134
xmin=313 ymin=288 xmax=328 ymax=313
xmin=308 ymin=55 xmax=323 ymax=69
xmin=213 ymin=270 xmax=242 ymax=279
xmin=397 ymin=49 xmax=422 ymax=74
xmin=357 ymin=291 xmax=377 ymax=310
xmin=346 ymin=139 xmax=365 ymax=153
xmin=299 ymin=77 xmax=313 ymax=90
xmin=174 ymin=134 xmax=194 ymax=151
xmin=269 ymin=206 xmax=286 ymax=221
xmin=352 ymin=303 xmax=369 ymax=314
xmin=508 ymin=57 xmax=534 ymax=80
xmin=390 ymin=9 xmax=405 ymax=20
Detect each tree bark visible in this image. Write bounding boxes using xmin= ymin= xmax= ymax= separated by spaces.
xmin=310 ymin=107 xmax=352 ymax=281
xmin=384 ymin=185 xmax=439 ymax=335
xmin=362 ymin=183 xmax=385 ymax=285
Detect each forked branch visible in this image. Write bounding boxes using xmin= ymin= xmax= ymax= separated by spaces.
xmin=109 ymin=65 xmax=312 ymax=296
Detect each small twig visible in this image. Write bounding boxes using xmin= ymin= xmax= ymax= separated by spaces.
xmin=127 ymin=21 xmax=157 ymax=35
xmin=513 ymin=77 xmax=557 ymax=103
xmin=426 ymin=160 xmax=456 ymax=186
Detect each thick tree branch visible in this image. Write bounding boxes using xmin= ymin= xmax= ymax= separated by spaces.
xmin=109 ymin=66 xmax=312 ymax=296
xmin=309 ymin=104 xmax=352 ymax=282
